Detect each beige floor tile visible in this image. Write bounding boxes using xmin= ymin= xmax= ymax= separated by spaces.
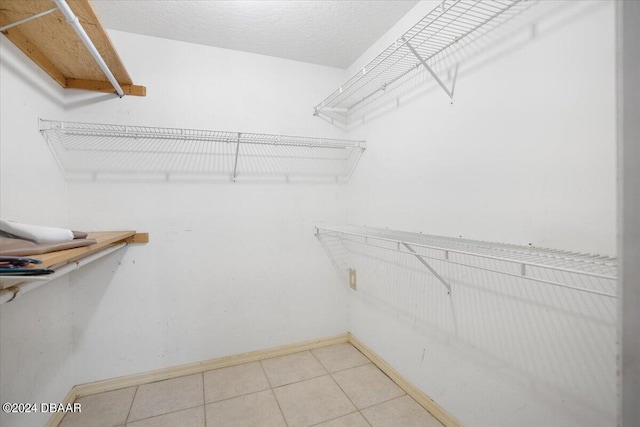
xmin=128 ymin=374 xmax=203 ymax=422
xmin=332 ymin=364 xmax=404 ymax=409
xmin=126 ymin=406 xmax=204 ymax=427
xmin=312 ymin=344 xmax=370 ymax=373
xmin=204 ymin=361 xmax=270 ymax=403
xmin=361 ymin=396 xmax=443 ymax=427
xmin=273 ymin=375 xmax=356 ymax=427
xmin=60 ymin=386 xmax=136 ymax=427
xmin=312 ymin=411 xmax=371 ymax=427
xmin=261 ymin=351 xmax=327 ymax=387
xmin=205 ymin=389 xmax=286 ymax=427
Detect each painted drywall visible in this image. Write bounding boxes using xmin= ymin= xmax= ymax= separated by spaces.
xmin=0 ymin=30 xmax=351 ymax=426
xmin=0 ymin=38 xmax=74 ymax=427
xmin=62 ymin=33 xmax=352 ymax=385
xmin=342 ymin=1 xmax=617 ymax=427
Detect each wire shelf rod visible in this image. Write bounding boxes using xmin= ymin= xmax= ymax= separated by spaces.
xmin=40 ymin=119 xmax=366 ymax=180
xmin=317 ymin=227 xmax=617 ymax=281
xmin=346 ymin=228 xmax=616 ymax=269
xmin=314 ymin=0 xmax=523 ymax=117
xmin=322 ymin=232 xmax=617 ymax=298
xmin=357 ymin=227 xmax=616 ymax=267
xmin=329 ymin=233 xmax=616 ymax=299
xmin=56 ymin=131 xmax=362 ymax=149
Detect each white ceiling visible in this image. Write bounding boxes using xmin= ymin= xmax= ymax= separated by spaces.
xmin=91 ymin=0 xmax=419 ymax=69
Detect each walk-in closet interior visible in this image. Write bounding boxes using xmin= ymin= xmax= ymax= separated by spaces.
xmin=1 ymin=1 xmax=638 ymax=426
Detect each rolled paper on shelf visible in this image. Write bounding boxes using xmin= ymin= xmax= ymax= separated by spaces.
xmin=0 ymin=219 xmax=74 ymax=244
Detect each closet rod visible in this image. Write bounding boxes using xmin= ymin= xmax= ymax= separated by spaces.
xmin=53 ymin=0 xmax=125 ymax=97
xmin=0 ymin=242 xmax=127 ymax=304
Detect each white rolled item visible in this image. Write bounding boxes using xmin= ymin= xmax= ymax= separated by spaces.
xmin=0 ymin=218 xmax=74 ymax=244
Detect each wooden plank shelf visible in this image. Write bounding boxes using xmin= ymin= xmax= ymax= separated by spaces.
xmin=33 ymin=231 xmax=149 ymax=269
xmin=0 ymin=0 xmax=146 ymax=96
xmin=0 ymin=231 xmax=148 ymax=299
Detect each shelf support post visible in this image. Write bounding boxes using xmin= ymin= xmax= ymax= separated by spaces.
xmin=232 ymin=132 xmax=241 ymax=181
xmin=402 ymin=243 xmax=451 ymax=294
xmin=402 ymin=37 xmax=454 ymax=100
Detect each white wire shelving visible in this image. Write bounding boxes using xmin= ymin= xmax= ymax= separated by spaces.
xmin=314 ymin=0 xmax=523 ymax=123
xmin=39 ymin=120 xmax=366 ymax=182
xmin=316 ymin=225 xmax=617 ymax=298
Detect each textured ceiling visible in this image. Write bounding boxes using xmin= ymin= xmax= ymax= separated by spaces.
xmin=91 ymin=0 xmax=419 ymax=69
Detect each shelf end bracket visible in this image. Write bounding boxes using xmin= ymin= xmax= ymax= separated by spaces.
xmin=403 ymin=243 xmax=452 ymax=294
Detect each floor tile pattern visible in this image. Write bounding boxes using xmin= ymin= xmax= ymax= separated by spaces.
xmin=60 ymin=343 xmax=444 ymax=427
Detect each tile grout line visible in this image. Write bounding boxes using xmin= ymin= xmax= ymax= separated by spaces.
xmin=309 ymin=350 xmax=363 ymax=424
xmin=259 ymin=359 xmax=290 ymax=427
xmin=125 ymin=403 xmax=205 ymax=425
xmin=307 ymin=410 xmax=362 ymax=427
xmin=262 ymin=350 xmax=329 ymax=389
xmin=312 ymin=343 xmax=373 ymax=375
xmin=202 ymin=385 xmax=272 ymax=405
xmin=270 ymin=371 xmax=329 ymax=389
xmin=358 ymin=409 xmax=374 ymax=427
xmin=309 ymin=347 xmax=331 ymax=373
xmin=123 ymin=386 xmax=138 ymax=426
xmin=310 ymin=346 xmax=408 ymax=426
xmin=358 ymin=394 xmax=409 ymax=412
xmin=326 ymin=361 xmax=373 ymax=375
xmin=326 ymin=348 xmax=411 ymax=413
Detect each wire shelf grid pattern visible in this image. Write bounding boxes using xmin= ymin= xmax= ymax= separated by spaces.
xmin=314 ymin=0 xmax=521 ymax=120
xmin=40 ymin=120 xmax=366 ymax=182
xmin=316 ymin=225 xmax=617 ymax=298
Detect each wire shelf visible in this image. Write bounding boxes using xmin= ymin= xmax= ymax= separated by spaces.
xmin=314 ymin=0 xmax=522 ymax=122
xmin=316 ymin=225 xmax=617 ymax=298
xmin=39 ymin=120 xmax=366 ymax=182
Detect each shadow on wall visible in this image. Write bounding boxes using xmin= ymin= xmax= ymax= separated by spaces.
xmin=68 ymin=248 xmax=131 ymax=364
xmin=319 ymin=233 xmax=616 ymax=426
xmin=316 ymin=0 xmax=608 ymax=130
xmin=0 ymin=275 xmax=75 ymax=427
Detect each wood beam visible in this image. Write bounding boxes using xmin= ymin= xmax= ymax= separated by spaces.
xmin=66 ymin=78 xmax=146 ymax=96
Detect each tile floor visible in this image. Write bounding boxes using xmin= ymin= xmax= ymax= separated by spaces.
xmin=59 ymin=343 xmax=443 ymax=427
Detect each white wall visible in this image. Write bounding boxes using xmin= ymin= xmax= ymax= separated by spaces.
xmin=0 ymin=38 xmax=74 ymax=427
xmin=343 ymin=1 xmax=617 ymax=427
xmin=63 ymin=32 xmax=352 ymax=383
xmin=0 ymin=31 xmax=351 ymax=427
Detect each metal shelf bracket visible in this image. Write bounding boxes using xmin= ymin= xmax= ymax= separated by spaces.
xmin=403 ymin=37 xmax=454 ymax=101
xmin=403 ymin=242 xmax=452 ymax=294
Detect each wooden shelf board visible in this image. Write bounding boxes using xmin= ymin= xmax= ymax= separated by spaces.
xmin=0 ymin=231 xmax=147 ymax=291
xmin=0 ymin=0 xmax=146 ymax=96
xmin=32 ymin=231 xmax=148 ymax=269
